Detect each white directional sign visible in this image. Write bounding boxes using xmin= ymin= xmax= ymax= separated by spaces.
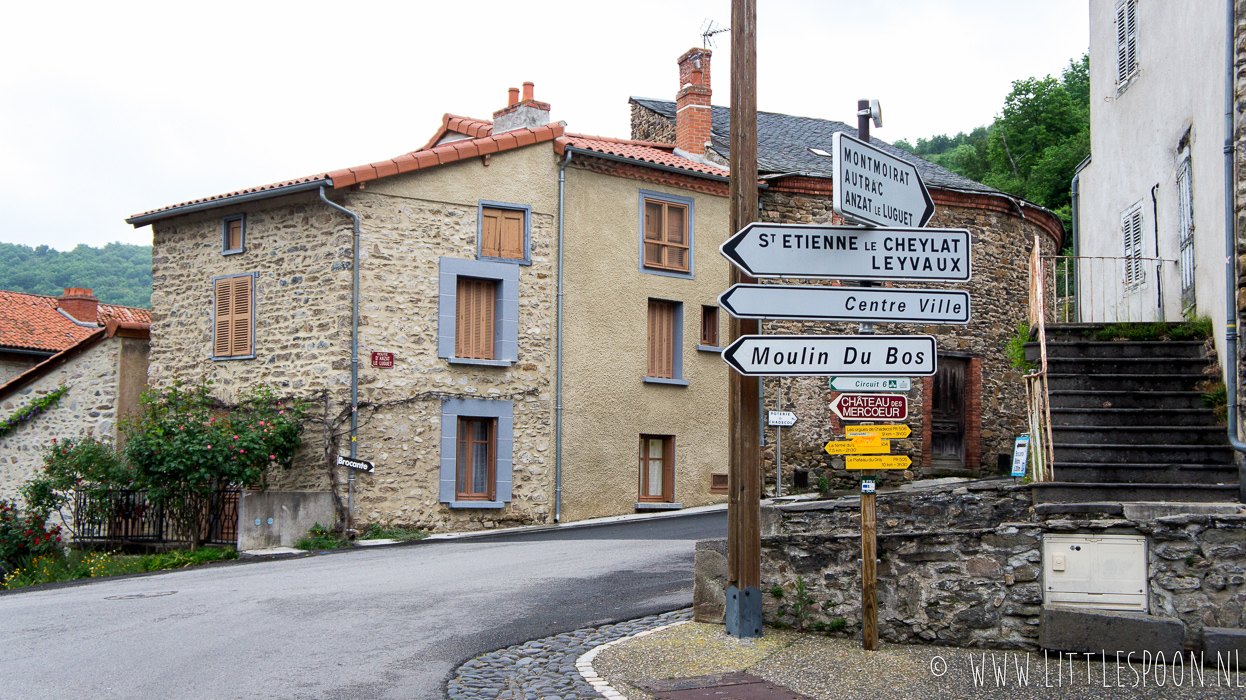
xmin=721 ymin=335 xmax=937 ymax=377
xmin=829 ymin=377 xmax=911 ymax=392
xmin=832 ymin=131 xmax=935 ymax=228
xmin=768 ymin=410 xmax=797 ymax=427
xmin=720 ymin=223 xmax=971 ymax=283
xmin=830 ymin=393 xmax=908 ymax=421
xmin=718 ymin=284 xmax=970 ymax=324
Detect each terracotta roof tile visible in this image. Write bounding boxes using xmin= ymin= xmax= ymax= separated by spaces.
xmin=557 ymin=134 xmax=729 ymax=178
xmin=0 ymin=289 xmax=150 ymax=354
xmin=128 ymin=174 xmax=330 ymax=221
xmin=420 ymin=113 xmax=494 ymax=151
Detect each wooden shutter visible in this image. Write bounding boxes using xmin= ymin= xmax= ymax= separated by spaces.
xmin=642 ymin=200 xmax=690 ymax=272
xmin=214 ymin=278 xmax=232 ymax=357
xmin=226 ymin=219 xmax=242 ymax=251
xmin=1116 ymin=0 xmax=1137 ymax=85
xmin=456 ymin=277 xmax=496 ymax=359
xmin=664 ymin=204 xmax=688 ymax=271
xmin=214 ymin=276 xmax=252 ymax=357
xmin=701 ymin=305 xmax=719 ymax=346
xmin=480 ymin=208 xmax=501 ymax=258
xmin=481 ymin=207 xmax=525 ymax=259
xmin=500 ymin=209 xmax=524 ymax=259
xmin=643 ymin=201 xmax=664 ymax=266
xmin=1122 ymin=206 xmax=1144 ymax=287
xmin=647 ymin=300 xmax=675 ymax=378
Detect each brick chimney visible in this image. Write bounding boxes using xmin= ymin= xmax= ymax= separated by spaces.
xmin=492 ymin=81 xmax=551 ymax=134
xmin=58 ymin=288 xmax=99 ymax=324
xmin=675 ymin=48 xmax=713 ymax=155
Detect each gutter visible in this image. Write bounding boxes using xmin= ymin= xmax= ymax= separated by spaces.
xmin=125 ymin=179 xmax=332 ymax=227
xmin=318 ymin=186 xmax=362 ymax=528
xmin=1222 ymin=0 xmax=1246 ymax=496
xmin=555 ymin=151 xmax=571 ymax=522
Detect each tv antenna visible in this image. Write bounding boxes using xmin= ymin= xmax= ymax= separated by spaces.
xmin=700 ymin=19 xmax=730 ymax=48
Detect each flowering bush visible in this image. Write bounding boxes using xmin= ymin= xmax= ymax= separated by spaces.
xmin=22 ymin=436 xmax=133 ymax=536
xmin=123 ymin=381 xmax=305 ymax=548
xmin=0 ymin=386 xmax=68 ymax=439
xmin=0 ymin=499 xmax=62 ymax=579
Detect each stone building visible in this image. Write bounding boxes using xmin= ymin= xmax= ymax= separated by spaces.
xmin=0 ymin=288 xmax=150 ymax=501
xmin=127 ymin=82 xmax=732 ymax=532
xmin=630 ymin=51 xmax=1064 ymax=491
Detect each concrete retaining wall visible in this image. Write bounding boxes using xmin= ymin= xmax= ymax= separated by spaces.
xmin=238 ymin=490 xmax=337 ymax=550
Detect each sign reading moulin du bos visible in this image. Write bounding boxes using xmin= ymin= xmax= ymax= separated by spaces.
xmin=721 ymin=335 xmax=936 ymax=377
xmin=719 ymin=223 xmax=970 ymax=283
xmin=371 ymin=352 xmax=394 ymax=369
xmin=831 ymin=131 xmax=936 ymax=228
xmin=830 ymin=393 xmax=908 ymax=421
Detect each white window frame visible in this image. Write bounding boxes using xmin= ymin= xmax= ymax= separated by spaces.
xmin=1176 ymin=149 xmax=1196 ymax=317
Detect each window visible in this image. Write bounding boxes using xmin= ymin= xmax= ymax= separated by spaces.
xmin=455 ymin=277 xmax=496 ymax=360
xmin=1121 ymin=203 xmax=1145 ymax=289
xmin=437 ymin=257 xmax=519 ymax=366
xmin=456 ymin=417 xmax=496 ymax=501
xmin=439 ymin=398 xmax=513 ymax=508
xmin=1177 ymin=150 xmax=1196 ymax=317
xmin=213 ymin=273 xmax=253 ymax=359
xmin=1115 ymin=0 xmax=1138 ymax=91
xmin=639 ymin=190 xmax=695 ymax=278
xmin=478 ymin=202 xmax=530 ymax=264
xmin=700 ymin=305 xmax=719 ymax=347
xmin=645 ymin=299 xmax=686 ymax=384
xmin=222 ymin=215 xmax=245 ymax=254
xmin=639 ymin=435 xmax=675 ymax=502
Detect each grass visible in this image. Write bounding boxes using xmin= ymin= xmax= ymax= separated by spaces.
xmin=1202 ymin=380 xmax=1228 ymax=424
xmin=1086 ymin=317 xmax=1213 ymax=342
xmin=1005 ymin=322 xmax=1038 ymax=372
xmin=357 ymin=523 xmax=427 ymax=542
xmin=2 ymin=547 xmax=238 ymax=590
xmin=295 ymin=523 xmax=351 ymax=551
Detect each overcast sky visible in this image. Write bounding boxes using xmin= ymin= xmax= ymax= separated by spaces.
xmin=0 ymin=0 xmax=1088 ymax=251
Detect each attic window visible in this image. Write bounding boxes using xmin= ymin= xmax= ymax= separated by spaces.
xmin=223 ymin=215 xmax=245 ymax=255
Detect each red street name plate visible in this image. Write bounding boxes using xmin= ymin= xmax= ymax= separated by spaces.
xmin=830 ymin=393 xmax=907 ymax=421
xmin=371 ymin=352 xmax=394 ymax=369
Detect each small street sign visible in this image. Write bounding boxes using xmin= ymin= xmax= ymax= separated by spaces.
xmin=1012 ymin=435 xmax=1031 ymax=478
xmin=861 ymin=476 xmax=877 ymax=494
xmin=721 ymin=335 xmax=937 ymax=377
xmin=846 ymin=424 xmax=912 ymax=439
xmin=846 ymin=455 xmax=912 ymax=470
xmin=829 ymin=376 xmax=911 ymax=392
xmin=371 ymin=352 xmax=394 ymax=368
xmin=718 ymin=284 xmax=970 ymax=324
xmin=768 ymin=410 xmax=797 ymax=427
xmin=824 ymin=438 xmax=891 ymax=455
xmin=336 ymin=455 xmax=374 ymax=472
xmin=720 ymin=223 xmax=970 ymax=282
xmin=830 ymin=393 xmax=908 ymax=421
xmin=831 ymin=131 xmax=936 ymax=228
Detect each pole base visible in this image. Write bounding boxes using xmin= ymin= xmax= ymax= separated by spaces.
xmin=724 ymin=585 xmax=763 ymax=638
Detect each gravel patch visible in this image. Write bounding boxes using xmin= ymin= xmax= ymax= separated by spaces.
xmin=446 ymin=608 xmax=693 ymax=700
xmin=593 ymin=622 xmax=1246 ymax=700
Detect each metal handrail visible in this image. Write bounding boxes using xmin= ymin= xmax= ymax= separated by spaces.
xmin=1026 ymin=236 xmax=1055 ymax=481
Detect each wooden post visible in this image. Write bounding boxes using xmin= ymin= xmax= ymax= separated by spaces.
xmin=726 ymin=0 xmax=761 ymax=638
xmin=861 ymin=469 xmax=878 ymax=650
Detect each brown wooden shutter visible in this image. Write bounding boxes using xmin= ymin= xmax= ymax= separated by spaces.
xmin=643 ymin=201 xmax=664 ymax=266
xmin=642 ymin=200 xmax=689 ymax=272
xmin=480 ymin=208 xmax=501 ymax=258
xmin=663 ymin=436 xmax=675 ymax=501
xmin=701 ymin=305 xmax=718 ymax=346
xmin=647 ymin=300 xmax=675 ymax=378
xmin=214 ymin=278 xmax=232 ymax=357
xmin=227 ymin=219 xmax=242 ymax=251
xmin=230 ymin=276 xmax=252 ymax=356
xmin=664 ymin=204 xmax=688 ymax=271
xmin=500 ymin=209 xmax=524 ymax=259
xmin=456 ymin=277 xmax=496 ymax=359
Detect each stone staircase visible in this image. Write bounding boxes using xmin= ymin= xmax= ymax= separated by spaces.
xmin=1024 ymin=324 xmax=1241 ymax=504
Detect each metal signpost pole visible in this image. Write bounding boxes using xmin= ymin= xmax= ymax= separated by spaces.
xmin=857 ymin=98 xmax=879 ymax=652
xmin=776 ymin=380 xmax=782 ymax=498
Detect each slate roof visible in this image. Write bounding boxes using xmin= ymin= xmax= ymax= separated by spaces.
xmin=629 ymin=97 xmax=998 ymax=195
xmin=0 ymin=290 xmax=152 ymax=353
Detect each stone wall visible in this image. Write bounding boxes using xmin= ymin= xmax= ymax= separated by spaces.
xmin=0 ymin=338 xmax=121 ymax=502
xmin=753 ymin=482 xmax=1246 ymax=650
xmin=630 ymin=103 xmax=675 ymax=145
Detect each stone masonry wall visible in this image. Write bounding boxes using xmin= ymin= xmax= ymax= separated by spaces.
xmin=630 ymin=103 xmax=676 ymax=145
xmin=0 ymin=339 xmax=121 ymax=503
xmin=758 ymin=482 xmax=1246 ymax=650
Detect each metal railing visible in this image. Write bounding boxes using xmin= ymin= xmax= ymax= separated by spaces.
xmin=1025 ymin=236 xmax=1055 ymax=482
xmin=73 ymin=488 xmax=240 ymax=548
xmin=1041 ymin=254 xmax=1176 ymax=324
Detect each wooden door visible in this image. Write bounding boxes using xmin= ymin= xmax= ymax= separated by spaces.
xmin=930 ymin=357 xmax=966 ymax=469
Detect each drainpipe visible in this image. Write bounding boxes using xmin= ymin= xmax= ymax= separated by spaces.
xmin=555 ymin=151 xmax=571 ymax=522
xmin=1222 ymin=0 xmax=1246 ymax=503
xmin=319 ymin=186 xmax=361 ymax=526
xmin=1071 ymin=171 xmax=1081 ymax=322
xmin=1152 ymin=184 xmax=1164 ymax=319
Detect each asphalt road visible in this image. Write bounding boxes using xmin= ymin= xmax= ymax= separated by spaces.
xmin=0 ymin=511 xmax=724 ymax=700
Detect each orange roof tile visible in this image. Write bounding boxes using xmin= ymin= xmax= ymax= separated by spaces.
xmin=556 ymin=134 xmax=729 ymax=178
xmin=128 ymin=174 xmax=331 ymax=221
xmin=421 ymin=114 xmax=494 ymax=151
xmin=0 ymin=290 xmax=151 ymax=354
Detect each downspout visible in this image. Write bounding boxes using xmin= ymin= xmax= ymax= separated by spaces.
xmin=555 ymin=151 xmax=571 ymax=522
xmin=1070 ymin=172 xmax=1080 ymax=258
xmin=1222 ymin=0 xmax=1246 ymax=493
xmin=1151 ymin=184 xmax=1164 ymax=319
xmin=319 ymin=186 xmax=362 ymax=527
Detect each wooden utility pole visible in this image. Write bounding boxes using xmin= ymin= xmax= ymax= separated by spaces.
xmin=726 ymin=0 xmax=761 ymax=638
xmin=857 ymin=98 xmax=879 ymax=652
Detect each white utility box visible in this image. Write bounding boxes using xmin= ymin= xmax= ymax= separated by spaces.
xmin=1042 ymin=534 xmax=1148 ymax=612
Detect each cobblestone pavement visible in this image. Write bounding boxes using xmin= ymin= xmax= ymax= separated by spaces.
xmin=446 ymin=608 xmax=693 ymax=700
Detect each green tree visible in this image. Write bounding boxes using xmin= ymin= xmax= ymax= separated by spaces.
xmin=0 ymin=242 xmax=152 ymax=308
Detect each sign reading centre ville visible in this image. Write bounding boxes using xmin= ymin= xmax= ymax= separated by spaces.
xmin=720 ymin=223 xmax=971 ymax=283
xmin=721 ymin=335 xmax=937 ymax=377
xmin=718 ymin=284 xmax=970 ymax=324
xmin=830 ymin=393 xmax=908 ymax=421
xmin=831 ymin=131 xmax=935 ymax=228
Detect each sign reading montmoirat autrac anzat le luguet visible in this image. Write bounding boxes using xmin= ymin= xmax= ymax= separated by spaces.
xmin=831 ymin=131 xmax=936 ymax=229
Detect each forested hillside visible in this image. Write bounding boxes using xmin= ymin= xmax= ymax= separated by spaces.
xmin=0 ymin=242 xmax=152 ymax=308
xmin=895 ymin=53 xmax=1089 ymax=239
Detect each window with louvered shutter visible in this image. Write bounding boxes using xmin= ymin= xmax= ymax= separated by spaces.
xmin=647 ymin=300 xmax=676 ymax=378
xmin=701 ymin=305 xmax=719 ymax=347
xmin=1116 ymin=0 xmax=1138 ymax=88
xmin=480 ymin=206 xmax=526 ymax=260
xmin=456 ymin=277 xmax=496 ymax=360
xmin=213 ymin=275 xmax=253 ymax=358
xmin=1121 ymin=204 xmax=1145 ymax=289
xmin=642 ymin=199 xmax=690 ymax=272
